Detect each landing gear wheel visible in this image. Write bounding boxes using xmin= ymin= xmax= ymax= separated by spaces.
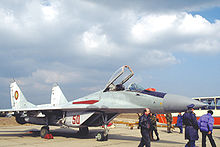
xmin=96 ymin=132 xmax=108 ymax=141
xmin=40 ymin=126 xmax=49 ymax=138
xmin=96 ymin=132 xmax=104 ymax=141
xmin=78 ymin=127 xmax=89 ymax=136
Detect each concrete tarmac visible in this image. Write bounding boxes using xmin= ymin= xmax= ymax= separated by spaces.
xmin=0 ymin=125 xmax=219 ymax=147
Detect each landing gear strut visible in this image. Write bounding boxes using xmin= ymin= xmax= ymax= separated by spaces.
xmin=96 ymin=113 xmax=109 ymax=141
xmin=40 ymin=126 xmax=49 ymax=138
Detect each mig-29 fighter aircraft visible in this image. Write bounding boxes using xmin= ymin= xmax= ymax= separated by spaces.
xmin=0 ymin=65 xmax=206 ymax=141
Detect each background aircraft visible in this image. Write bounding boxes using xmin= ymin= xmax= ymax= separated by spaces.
xmin=0 ymin=65 xmax=206 ymax=141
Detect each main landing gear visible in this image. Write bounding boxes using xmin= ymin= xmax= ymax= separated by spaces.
xmin=40 ymin=126 xmax=49 ymax=138
xmin=95 ymin=113 xmax=109 ymax=141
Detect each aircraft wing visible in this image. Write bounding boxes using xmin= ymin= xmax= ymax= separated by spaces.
xmin=0 ymin=104 xmax=98 ymax=112
xmin=0 ymin=104 xmax=144 ymax=114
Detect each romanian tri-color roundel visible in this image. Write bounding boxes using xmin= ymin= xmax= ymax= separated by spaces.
xmin=15 ymin=91 xmax=19 ymax=100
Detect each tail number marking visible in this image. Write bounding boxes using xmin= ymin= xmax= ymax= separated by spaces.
xmin=72 ymin=115 xmax=80 ymax=124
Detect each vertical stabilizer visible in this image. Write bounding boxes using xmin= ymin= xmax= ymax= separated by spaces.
xmin=10 ymin=82 xmax=35 ymax=109
xmin=51 ymin=84 xmax=68 ymax=106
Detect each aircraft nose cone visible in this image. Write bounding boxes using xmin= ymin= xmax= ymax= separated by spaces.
xmin=163 ymin=94 xmax=206 ymax=113
xmin=193 ymin=99 xmax=207 ymax=109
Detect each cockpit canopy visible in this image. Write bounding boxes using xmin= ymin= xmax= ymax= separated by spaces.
xmin=103 ymin=65 xmax=134 ymax=92
xmin=103 ymin=65 xmax=167 ymax=98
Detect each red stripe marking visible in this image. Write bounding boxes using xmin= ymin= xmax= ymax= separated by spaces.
xmin=213 ymin=117 xmax=220 ymax=125
xmin=158 ymin=115 xmax=220 ymax=126
xmin=72 ymin=100 xmax=99 ymax=104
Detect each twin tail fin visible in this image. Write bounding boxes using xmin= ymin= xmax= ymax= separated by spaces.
xmin=10 ymin=82 xmax=35 ymax=109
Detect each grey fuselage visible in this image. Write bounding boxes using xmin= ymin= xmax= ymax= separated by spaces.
xmin=70 ymin=90 xmax=205 ymax=114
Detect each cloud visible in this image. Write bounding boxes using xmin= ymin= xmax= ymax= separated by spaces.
xmin=139 ymin=50 xmax=179 ymax=67
xmin=91 ymin=0 xmax=220 ymax=12
xmin=0 ymin=1 xmax=219 ymax=73
xmin=131 ymin=14 xmax=177 ymax=43
xmin=11 ymin=69 xmax=82 ymax=93
xmin=80 ymin=25 xmax=118 ymax=57
xmin=177 ymin=14 xmax=212 ymax=34
xmin=41 ymin=2 xmax=58 ymax=21
xmin=126 ymin=12 xmax=220 ymax=54
xmin=31 ymin=69 xmax=82 ymax=84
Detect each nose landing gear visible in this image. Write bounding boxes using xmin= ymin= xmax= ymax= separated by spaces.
xmin=96 ymin=125 xmax=108 ymax=141
xmin=95 ymin=113 xmax=109 ymax=141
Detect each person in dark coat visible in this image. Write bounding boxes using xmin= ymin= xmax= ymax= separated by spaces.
xmin=198 ymin=110 xmax=216 ymax=147
xmin=183 ymin=104 xmax=199 ymax=147
xmin=176 ymin=112 xmax=183 ymax=133
xmin=138 ymin=108 xmax=152 ymax=147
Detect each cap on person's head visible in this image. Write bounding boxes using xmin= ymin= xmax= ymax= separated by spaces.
xmin=187 ymin=104 xmax=195 ymax=109
xmin=207 ymin=110 xmax=213 ymax=115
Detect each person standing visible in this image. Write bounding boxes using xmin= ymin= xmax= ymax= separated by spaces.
xmin=183 ymin=104 xmax=199 ymax=147
xmin=150 ymin=113 xmax=159 ymax=141
xmin=176 ymin=112 xmax=183 ymax=133
xmin=198 ymin=110 xmax=216 ymax=147
xmin=138 ymin=108 xmax=152 ymax=147
xmin=165 ymin=113 xmax=173 ymax=133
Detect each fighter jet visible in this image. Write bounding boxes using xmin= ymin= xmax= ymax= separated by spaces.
xmin=0 ymin=65 xmax=205 ymax=141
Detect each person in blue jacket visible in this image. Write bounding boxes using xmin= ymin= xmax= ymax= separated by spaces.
xmin=176 ymin=112 xmax=183 ymax=133
xmin=183 ymin=104 xmax=199 ymax=147
xmin=198 ymin=110 xmax=216 ymax=147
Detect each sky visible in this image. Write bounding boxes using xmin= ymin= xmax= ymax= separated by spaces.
xmin=0 ymin=0 xmax=220 ymax=108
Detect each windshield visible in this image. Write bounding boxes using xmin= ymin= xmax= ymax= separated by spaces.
xmin=103 ymin=65 xmax=134 ymax=92
xmin=128 ymin=83 xmax=145 ymax=91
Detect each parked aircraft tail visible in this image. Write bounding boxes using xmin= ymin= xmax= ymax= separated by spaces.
xmin=51 ymin=84 xmax=68 ymax=106
xmin=10 ymin=82 xmax=36 ymax=109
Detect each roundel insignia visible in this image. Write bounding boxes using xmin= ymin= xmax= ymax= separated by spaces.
xmin=15 ymin=91 xmax=19 ymax=100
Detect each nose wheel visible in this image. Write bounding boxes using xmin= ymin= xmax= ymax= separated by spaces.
xmin=95 ymin=113 xmax=109 ymax=141
xmin=96 ymin=132 xmax=108 ymax=141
